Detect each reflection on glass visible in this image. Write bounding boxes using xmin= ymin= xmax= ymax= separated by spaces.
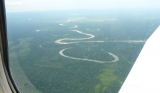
xmin=5 ymin=0 xmax=160 ymax=93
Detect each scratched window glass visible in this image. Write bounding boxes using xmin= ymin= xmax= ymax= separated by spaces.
xmin=5 ymin=0 xmax=160 ymax=93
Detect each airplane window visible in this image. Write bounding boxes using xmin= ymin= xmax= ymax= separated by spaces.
xmin=4 ymin=0 xmax=160 ymax=93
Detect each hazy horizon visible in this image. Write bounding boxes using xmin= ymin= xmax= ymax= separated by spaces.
xmin=5 ymin=0 xmax=160 ymax=12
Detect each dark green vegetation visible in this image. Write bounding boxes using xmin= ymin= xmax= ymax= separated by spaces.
xmin=7 ymin=9 xmax=160 ymax=93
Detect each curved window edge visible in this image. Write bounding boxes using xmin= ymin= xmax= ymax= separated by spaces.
xmin=0 ymin=0 xmax=19 ymax=93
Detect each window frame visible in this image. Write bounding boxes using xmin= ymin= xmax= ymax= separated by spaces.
xmin=0 ymin=0 xmax=19 ymax=92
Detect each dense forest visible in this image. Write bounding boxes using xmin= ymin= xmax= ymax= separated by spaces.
xmin=7 ymin=9 xmax=160 ymax=93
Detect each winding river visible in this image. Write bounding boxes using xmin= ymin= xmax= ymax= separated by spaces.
xmin=55 ymin=24 xmax=146 ymax=63
xmin=55 ymin=25 xmax=121 ymax=63
xmin=59 ymin=48 xmax=119 ymax=63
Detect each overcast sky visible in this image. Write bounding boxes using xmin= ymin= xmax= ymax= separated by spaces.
xmin=5 ymin=0 xmax=160 ymax=12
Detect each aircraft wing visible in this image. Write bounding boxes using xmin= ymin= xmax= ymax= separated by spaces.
xmin=119 ymin=26 xmax=160 ymax=93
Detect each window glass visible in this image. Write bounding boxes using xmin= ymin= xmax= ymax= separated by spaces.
xmin=5 ymin=0 xmax=160 ymax=93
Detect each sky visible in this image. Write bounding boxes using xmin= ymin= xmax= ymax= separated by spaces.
xmin=5 ymin=0 xmax=160 ymax=12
